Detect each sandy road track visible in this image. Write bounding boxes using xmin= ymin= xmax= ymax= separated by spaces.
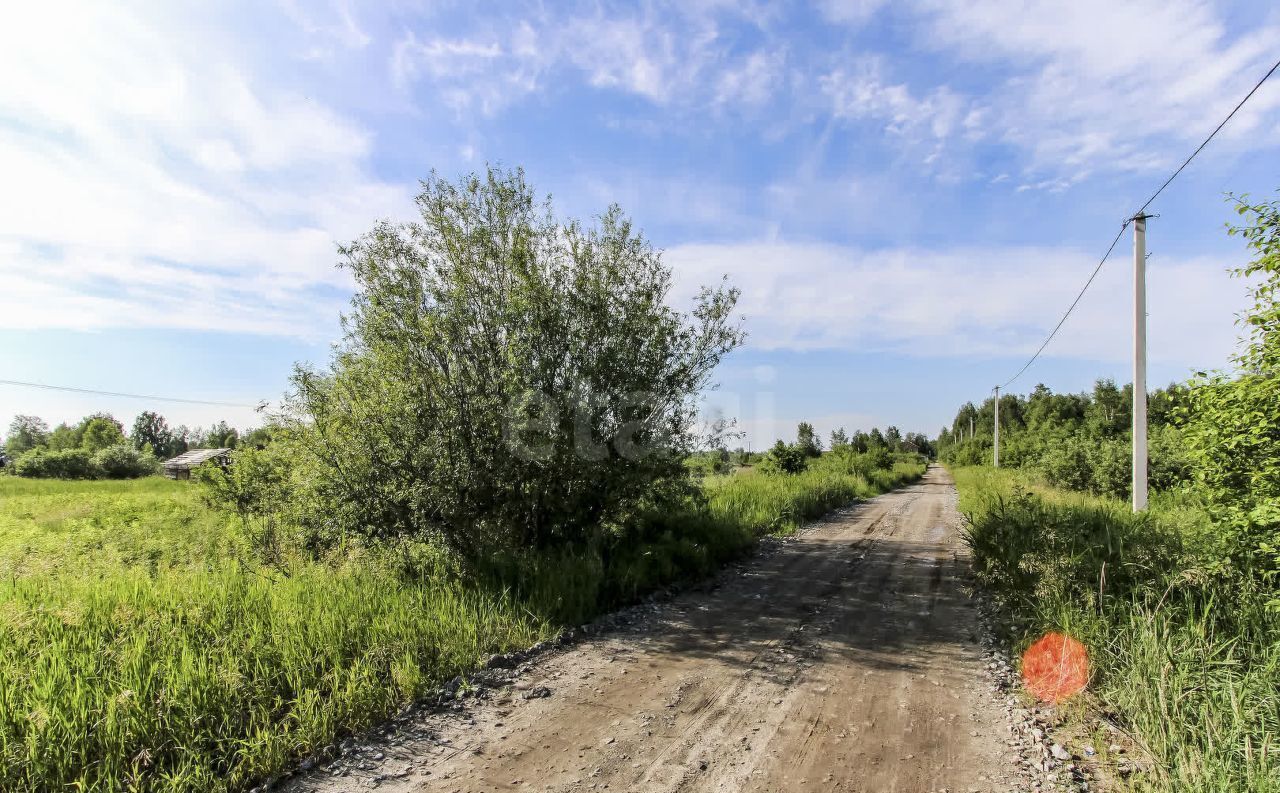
xmin=294 ymin=466 xmax=1025 ymax=792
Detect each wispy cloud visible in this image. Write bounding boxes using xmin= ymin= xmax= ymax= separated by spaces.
xmin=906 ymin=0 xmax=1280 ymax=179
xmin=387 ymin=3 xmax=788 ymax=115
xmin=0 ymin=2 xmax=410 ymax=340
xmin=664 ymin=241 xmax=1249 ymax=369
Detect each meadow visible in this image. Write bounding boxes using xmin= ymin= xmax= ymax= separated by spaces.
xmin=0 ymin=455 xmax=923 ymax=791
xmin=954 ymin=466 xmax=1280 ymax=792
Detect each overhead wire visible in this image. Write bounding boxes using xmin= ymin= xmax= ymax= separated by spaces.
xmin=0 ymin=379 xmax=263 ymax=410
xmin=996 ymin=55 xmax=1280 ymax=391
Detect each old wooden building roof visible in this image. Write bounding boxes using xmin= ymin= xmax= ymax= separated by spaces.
xmin=163 ymin=448 xmax=231 ymax=470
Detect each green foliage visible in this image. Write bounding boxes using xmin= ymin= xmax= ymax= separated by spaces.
xmin=1182 ymin=193 xmax=1280 ymax=583
xmin=204 ymin=420 xmax=239 ymax=449
xmin=684 ymin=449 xmax=733 ymax=479
xmin=14 ymin=448 xmax=99 ymax=479
xmin=239 ymin=426 xmax=275 ymax=450
xmin=760 ymin=439 xmax=808 ymax=474
xmin=4 ymin=414 xmax=48 ymax=456
xmin=938 ymin=379 xmax=1194 ymax=500
xmin=13 ymin=444 xmax=157 ymax=480
xmin=131 ymin=411 xmax=173 ymax=455
xmin=46 ymin=423 xmax=81 ymax=451
xmin=956 ymin=466 xmax=1278 ymax=791
xmin=283 ymin=167 xmax=743 ymax=566
xmin=1035 ymin=433 xmax=1092 ymax=492
xmin=829 ymin=426 xmax=849 ymax=451
xmin=93 ymin=443 xmax=160 ymax=479
xmin=79 ymin=415 xmax=126 ymax=453
xmin=884 ymin=424 xmax=902 ymax=449
xmin=795 ymin=421 xmax=822 ymax=457
xmin=195 ymin=444 xmax=299 ymax=568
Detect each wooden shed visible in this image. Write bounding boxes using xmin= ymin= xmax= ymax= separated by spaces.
xmin=162 ymin=448 xmax=232 ymax=480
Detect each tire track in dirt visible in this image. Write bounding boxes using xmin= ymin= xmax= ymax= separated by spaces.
xmin=291 ymin=466 xmax=1027 ymax=792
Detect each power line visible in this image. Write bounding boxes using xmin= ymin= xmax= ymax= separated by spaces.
xmin=1137 ymin=56 xmax=1280 ymax=216
xmin=999 ymin=55 xmax=1280 ymax=390
xmin=1001 ymin=222 xmax=1130 ymax=389
xmin=0 ymin=379 xmax=263 ymax=409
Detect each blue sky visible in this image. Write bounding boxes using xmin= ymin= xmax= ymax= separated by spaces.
xmin=2 ymin=0 xmax=1279 ymax=446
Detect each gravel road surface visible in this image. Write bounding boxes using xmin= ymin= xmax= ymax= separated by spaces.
xmin=293 ymin=465 xmax=1031 ymax=792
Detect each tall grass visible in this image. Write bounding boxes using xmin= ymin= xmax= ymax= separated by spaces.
xmin=954 ymin=466 xmax=1280 ymax=792
xmin=704 ymin=460 xmax=922 ymax=536
xmin=0 ymin=456 xmax=924 ymax=791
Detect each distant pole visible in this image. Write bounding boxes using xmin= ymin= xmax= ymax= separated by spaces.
xmin=969 ymin=415 xmax=974 ymax=440
xmin=993 ymin=386 xmax=1001 ymax=469
xmin=1132 ymin=214 xmax=1150 ymax=512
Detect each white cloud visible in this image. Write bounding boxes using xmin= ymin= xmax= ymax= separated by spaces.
xmin=817 ymin=0 xmax=891 ymax=25
xmin=715 ymin=49 xmax=788 ymax=107
xmin=280 ymin=0 xmax=372 ymax=57
xmin=0 ymin=2 xmax=410 ymax=339
xmin=822 ymin=59 xmax=970 ymax=140
xmin=907 ymin=0 xmax=1280 ymax=178
xmin=387 ymin=4 xmax=787 ymax=114
xmin=664 ymin=240 xmax=1250 ymax=371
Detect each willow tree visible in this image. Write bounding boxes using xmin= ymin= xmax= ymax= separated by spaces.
xmin=286 ymin=167 xmax=743 ymax=566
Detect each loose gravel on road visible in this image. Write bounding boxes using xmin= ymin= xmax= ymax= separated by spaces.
xmin=283 ymin=466 xmax=1087 ymax=793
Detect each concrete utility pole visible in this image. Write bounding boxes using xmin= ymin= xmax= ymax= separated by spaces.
xmin=993 ymin=386 xmax=1000 ymax=469
xmin=1132 ymin=214 xmax=1150 ymax=512
xmin=969 ymin=415 xmax=974 ymax=440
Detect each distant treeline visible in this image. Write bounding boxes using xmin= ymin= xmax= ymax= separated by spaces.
xmin=1 ymin=411 xmax=268 ymax=479
xmin=936 ymin=379 xmax=1191 ymax=500
xmin=689 ymin=421 xmax=933 ymax=478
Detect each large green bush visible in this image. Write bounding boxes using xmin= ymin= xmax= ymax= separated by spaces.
xmin=759 ymin=440 xmax=808 ymax=474
xmin=93 ymin=444 xmax=159 ymax=479
xmin=14 ymin=448 xmax=99 ymax=479
xmin=1183 ymin=193 xmax=1280 ymax=582
xmin=279 ymin=167 xmax=743 ymax=568
xmin=14 ymin=445 xmax=158 ymax=480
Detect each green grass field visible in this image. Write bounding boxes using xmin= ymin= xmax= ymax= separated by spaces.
xmin=953 ymin=466 xmax=1280 ymax=792
xmin=0 ymin=457 xmax=923 ymax=791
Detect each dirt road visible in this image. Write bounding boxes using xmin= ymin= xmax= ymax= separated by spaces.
xmin=297 ymin=466 xmax=1027 ymax=792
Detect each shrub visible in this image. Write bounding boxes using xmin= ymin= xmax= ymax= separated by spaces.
xmin=93 ymin=444 xmax=159 ymax=479
xmin=759 ymin=440 xmax=808 ymax=474
xmin=196 ymin=444 xmax=297 ymax=566
xmin=281 ymin=167 xmax=743 ymax=568
xmin=1087 ymin=436 xmax=1130 ymax=500
xmin=1148 ymin=424 xmax=1192 ymax=492
xmin=14 ymin=448 xmax=99 ymax=479
xmin=685 ymin=450 xmax=732 ymax=479
xmin=1036 ymin=435 xmax=1092 ymax=492
xmin=1182 ymin=193 xmax=1280 ymax=581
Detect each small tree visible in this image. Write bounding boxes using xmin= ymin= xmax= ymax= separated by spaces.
xmin=829 ymin=427 xmax=849 ymax=451
xmin=205 ymin=421 xmax=239 ymax=449
xmin=795 ymin=422 xmax=822 ymax=458
xmin=4 ymin=415 xmax=49 ymax=456
xmin=131 ymin=411 xmax=172 ymax=454
xmin=79 ymin=416 xmax=125 ymax=453
xmin=169 ymin=425 xmax=194 ymax=457
xmin=196 ymin=445 xmax=294 ymax=569
xmin=761 ymin=440 xmax=808 ymax=474
xmin=282 ymin=166 xmax=743 ymax=567
xmin=47 ymin=423 xmax=81 ymax=451
xmin=885 ymin=425 xmax=902 ymax=451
